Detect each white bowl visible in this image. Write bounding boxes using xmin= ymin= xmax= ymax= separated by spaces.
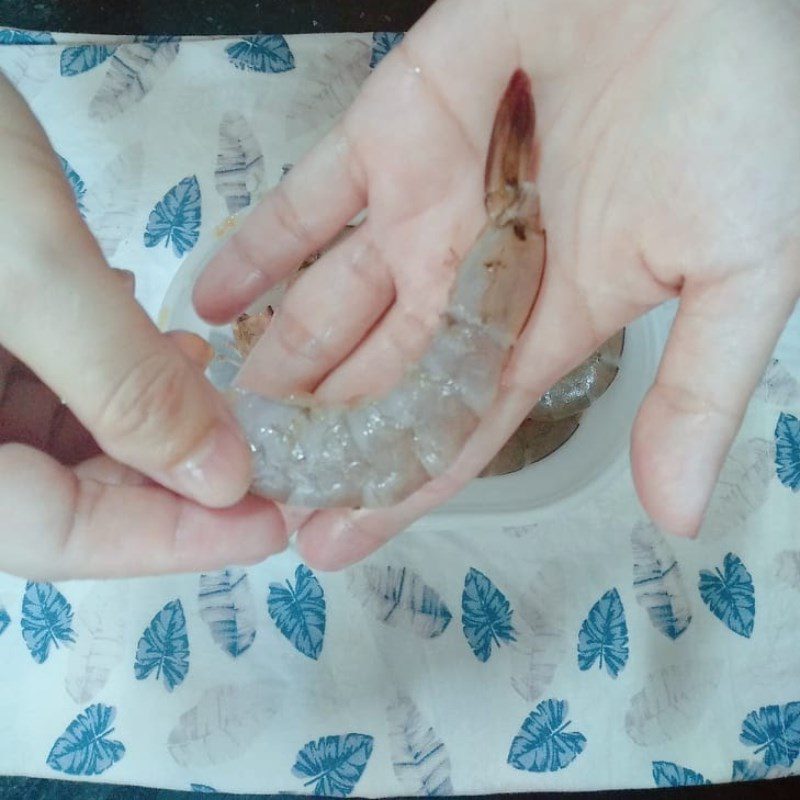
xmin=159 ymin=217 xmax=672 ymax=523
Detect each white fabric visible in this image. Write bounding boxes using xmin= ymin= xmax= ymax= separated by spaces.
xmin=0 ymin=28 xmax=798 ymax=796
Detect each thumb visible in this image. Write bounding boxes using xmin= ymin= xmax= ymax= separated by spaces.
xmin=0 ymin=75 xmax=251 ymax=507
xmin=0 ymin=240 xmax=251 ymax=509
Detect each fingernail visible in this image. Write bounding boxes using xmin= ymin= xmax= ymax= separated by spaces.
xmin=169 ymin=421 xmax=251 ymax=507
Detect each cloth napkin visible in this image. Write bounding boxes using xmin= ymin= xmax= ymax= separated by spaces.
xmin=0 ymin=27 xmax=799 ymax=796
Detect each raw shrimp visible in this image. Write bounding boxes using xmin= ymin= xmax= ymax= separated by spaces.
xmin=530 ymin=330 xmax=625 ymax=421
xmin=218 ymin=69 xmax=546 ymax=508
xmin=479 ymin=413 xmax=581 ymax=477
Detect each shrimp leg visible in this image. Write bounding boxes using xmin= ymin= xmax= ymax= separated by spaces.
xmin=225 ymin=69 xmax=546 ymax=508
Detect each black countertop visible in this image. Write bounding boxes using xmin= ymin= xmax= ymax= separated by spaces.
xmin=0 ymin=2 xmax=798 ymax=799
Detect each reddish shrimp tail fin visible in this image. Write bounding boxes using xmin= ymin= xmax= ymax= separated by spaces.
xmin=484 ymin=69 xmax=535 ymax=221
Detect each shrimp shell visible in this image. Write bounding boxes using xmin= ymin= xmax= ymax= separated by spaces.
xmin=224 ymin=70 xmax=546 ymax=508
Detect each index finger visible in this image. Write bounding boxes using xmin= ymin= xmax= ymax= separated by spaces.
xmin=192 ymin=121 xmax=368 ymax=325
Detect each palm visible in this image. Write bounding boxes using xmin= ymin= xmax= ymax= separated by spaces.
xmin=194 ymin=0 xmax=800 ymax=567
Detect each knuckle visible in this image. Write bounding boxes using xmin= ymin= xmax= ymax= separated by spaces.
xmin=96 ymin=351 xmax=195 ymax=452
xmin=653 ymin=378 xmax=737 ymax=422
xmin=274 ymin=307 xmax=327 ymax=363
xmin=271 ymin=184 xmax=312 ymax=246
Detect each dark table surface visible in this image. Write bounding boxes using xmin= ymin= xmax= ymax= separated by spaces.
xmin=0 ymin=2 xmax=797 ymax=799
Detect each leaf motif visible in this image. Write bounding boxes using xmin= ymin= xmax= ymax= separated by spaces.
xmin=461 ymin=567 xmax=516 ymax=662
xmin=60 ymin=44 xmax=114 ymax=76
xmin=577 ymin=588 xmax=629 ymax=677
xmin=21 ymin=581 xmax=75 ymax=663
xmin=292 ymin=733 xmax=374 ymax=797
xmin=0 ymin=604 xmax=9 ymax=636
xmin=268 ymin=564 xmax=326 ymax=660
xmin=168 ymin=682 xmax=283 ymax=767
xmin=215 ymin=111 xmax=265 ymax=214
xmin=631 ymin=522 xmax=692 ymax=640
xmin=0 ymin=29 xmax=55 ymax=44
xmin=143 ymin=175 xmax=201 ymax=258
xmin=624 ymin=661 xmax=721 ymax=746
xmin=755 ymin=360 xmax=800 ymax=407
xmin=700 ymin=438 xmax=775 ymax=539
xmin=46 ymin=704 xmax=125 ymax=776
xmin=740 ymin=702 xmax=800 ymax=767
xmin=386 ymin=695 xmax=452 ymax=796
xmin=84 ymin=143 xmax=143 ymax=259
xmin=65 ymin=583 xmax=127 ymax=704
xmin=190 ymin=785 xmax=218 ymax=793
xmin=775 ymin=412 xmax=800 ymax=491
xmin=57 ymin=154 xmax=86 ymax=216
xmin=198 ymin=568 xmax=256 ymax=658
xmin=370 ymin=32 xmax=404 ymax=69
xmin=134 ymin=598 xmax=189 ymax=691
xmin=509 ymin=568 xmax=569 ymax=703
xmin=507 ymin=699 xmax=586 ymax=773
xmin=651 ymin=761 xmax=710 ymax=787
xmin=347 ymin=565 xmax=452 ymax=639
xmin=731 ymin=759 xmax=795 ymax=781
xmin=226 ymin=36 xmax=295 ymax=73
xmin=698 ymin=553 xmax=755 ymax=638
xmin=89 ymin=38 xmax=179 ymax=120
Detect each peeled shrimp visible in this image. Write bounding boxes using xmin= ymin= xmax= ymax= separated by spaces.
xmin=214 ymin=70 xmax=545 ymax=508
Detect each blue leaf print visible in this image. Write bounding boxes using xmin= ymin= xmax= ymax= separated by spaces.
xmin=57 ymin=154 xmax=86 ymax=216
xmin=190 ymin=785 xmax=217 ymax=793
xmin=732 ymin=760 xmax=769 ymax=782
xmin=198 ymin=568 xmax=256 ymax=657
xmin=268 ymin=565 xmax=326 ymax=660
xmin=577 ymin=588 xmax=629 ymax=677
xmin=292 ymin=733 xmax=374 ymax=797
xmin=775 ymin=412 xmax=800 ymax=491
xmin=143 ymin=176 xmax=201 ymax=258
xmin=698 ymin=552 xmax=755 ymax=638
xmin=0 ymin=29 xmax=55 ymax=45
xmin=652 ymin=761 xmax=710 ymax=787
xmin=21 ymin=581 xmax=75 ymax=663
xmin=461 ymin=567 xmax=515 ymax=662
xmin=46 ymin=704 xmax=125 ymax=776
xmin=731 ymin=759 xmax=794 ymax=781
xmin=226 ymin=36 xmax=295 ymax=73
xmin=508 ymin=699 xmax=586 ymax=773
xmin=631 ymin=522 xmax=692 ymax=640
xmin=370 ymin=32 xmax=404 ymax=69
xmin=740 ymin=702 xmax=800 ymax=767
xmin=349 ymin=565 xmax=452 ymax=638
xmin=0 ymin=605 xmax=9 ymax=636
xmin=134 ymin=599 xmax=189 ymax=691
xmin=60 ymin=45 xmax=114 ymax=76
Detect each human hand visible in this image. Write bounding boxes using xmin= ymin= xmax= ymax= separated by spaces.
xmin=0 ymin=75 xmax=287 ymax=579
xmin=193 ymin=0 xmax=800 ymax=569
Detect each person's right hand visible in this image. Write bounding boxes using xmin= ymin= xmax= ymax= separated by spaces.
xmin=0 ymin=74 xmax=287 ymax=580
xmin=193 ymin=0 xmax=800 ymax=570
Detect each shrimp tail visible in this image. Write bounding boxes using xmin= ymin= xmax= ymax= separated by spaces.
xmin=484 ymin=69 xmax=535 ymax=223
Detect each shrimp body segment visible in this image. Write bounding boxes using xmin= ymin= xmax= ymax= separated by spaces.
xmin=228 ymin=70 xmax=546 ymax=508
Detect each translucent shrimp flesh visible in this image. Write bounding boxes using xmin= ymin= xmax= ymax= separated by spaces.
xmin=216 ymin=69 xmax=546 ymax=508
